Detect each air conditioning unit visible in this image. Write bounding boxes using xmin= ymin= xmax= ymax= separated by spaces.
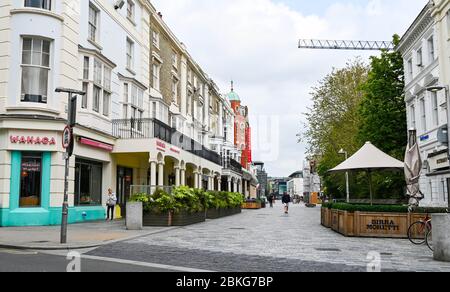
xmin=437 ymin=125 xmax=448 ymax=144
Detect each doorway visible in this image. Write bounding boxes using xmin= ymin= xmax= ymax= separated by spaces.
xmin=117 ymin=167 xmax=133 ymax=215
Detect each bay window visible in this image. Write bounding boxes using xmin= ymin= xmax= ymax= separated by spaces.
xmin=24 ymin=0 xmax=51 ymax=10
xmin=21 ymin=37 xmax=51 ymax=104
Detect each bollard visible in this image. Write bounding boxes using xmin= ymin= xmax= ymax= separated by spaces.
xmin=126 ymin=202 xmax=143 ymax=230
xmin=433 ymin=214 xmax=450 ymax=262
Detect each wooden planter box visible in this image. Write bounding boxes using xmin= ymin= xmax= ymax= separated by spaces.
xmin=242 ymin=202 xmax=262 ymax=209
xmin=206 ymin=207 xmax=242 ymax=219
xmin=143 ymin=212 xmax=172 ymax=227
xmin=321 ymin=208 xmax=332 ymax=228
xmin=326 ymin=209 xmax=432 ymax=238
xmin=143 ymin=210 xmax=206 ymax=227
xmin=172 ymin=211 xmax=205 ymax=226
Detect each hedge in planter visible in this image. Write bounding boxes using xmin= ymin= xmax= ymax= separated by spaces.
xmin=129 ymin=188 xmax=205 ymax=227
xmin=205 ymin=191 xmax=243 ymax=219
xmin=322 ymin=202 xmax=447 ymax=214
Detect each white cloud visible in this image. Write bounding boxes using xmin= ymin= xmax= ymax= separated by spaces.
xmin=151 ymin=0 xmax=427 ymax=176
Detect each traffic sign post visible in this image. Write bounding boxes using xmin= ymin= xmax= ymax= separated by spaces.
xmin=55 ymin=88 xmax=85 ymax=244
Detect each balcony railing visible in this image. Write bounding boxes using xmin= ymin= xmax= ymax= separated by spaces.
xmin=112 ymin=118 xmax=222 ymax=166
xmin=223 ymin=157 xmax=243 ymax=174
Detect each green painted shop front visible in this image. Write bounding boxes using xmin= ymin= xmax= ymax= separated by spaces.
xmin=0 ymin=151 xmax=105 ymax=227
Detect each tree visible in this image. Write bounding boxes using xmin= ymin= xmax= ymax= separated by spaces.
xmin=357 ymin=35 xmax=407 ymax=199
xmin=300 ymin=59 xmax=370 ymax=199
xmin=357 ymin=35 xmax=406 ymax=160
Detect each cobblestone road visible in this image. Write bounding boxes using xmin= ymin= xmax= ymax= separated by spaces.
xmin=89 ymin=204 xmax=450 ymax=272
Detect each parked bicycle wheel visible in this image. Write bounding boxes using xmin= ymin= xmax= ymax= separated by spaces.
xmin=408 ymin=221 xmax=428 ymax=245
xmin=426 ymin=230 xmax=433 ymax=251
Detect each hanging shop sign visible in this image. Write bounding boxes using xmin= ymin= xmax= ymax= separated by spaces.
xmin=79 ymin=137 xmax=114 ymax=151
xmin=10 ymin=135 xmax=56 ymax=145
xmin=156 ymin=140 xmax=166 ymax=152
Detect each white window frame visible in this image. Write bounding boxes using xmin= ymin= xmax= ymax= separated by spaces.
xmin=152 ymin=63 xmax=160 ymax=91
xmin=88 ymin=3 xmax=100 ymax=44
xmin=84 ymin=56 xmax=112 ymax=117
xmin=431 ymin=91 xmax=439 ymax=126
xmin=152 ymin=31 xmax=160 ymax=49
xmin=126 ymin=38 xmax=135 ymax=72
xmin=21 ymin=37 xmax=51 ymax=104
xmin=172 ymin=51 xmax=178 ymax=69
xmin=24 ymin=0 xmax=51 ymax=10
xmin=428 ymin=36 xmax=435 ymax=63
xmin=407 ymin=58 xmax=413 ymax=80
xmin=416 ymin=48 xmax=423 ymax=68
xmin=410 ymin=104 xmax=416 ymax=130
xmin=127 ymin=0 xmax=135 ymax=23
xmin=172 ymin=77 xmax=178 ymax=104
xmin=420 ymin=97 xmax=426 ymax=133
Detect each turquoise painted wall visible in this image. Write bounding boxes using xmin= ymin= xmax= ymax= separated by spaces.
xmin=0 ymin=151 xmax=106 ymax=227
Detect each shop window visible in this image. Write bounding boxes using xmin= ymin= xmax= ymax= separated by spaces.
xmin=74 ymin=159 xmax=103 ymax=206
xmin=20 ymin=152 xmax=42 ymax=207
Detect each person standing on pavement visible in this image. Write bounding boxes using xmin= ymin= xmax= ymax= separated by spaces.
xmin=268 ymin=194 xmax=274 ymax=208
xmin=106 ymin=188 xmax=117 ymax=221
xmin=282 ymin=193 xmax=291 ymax=214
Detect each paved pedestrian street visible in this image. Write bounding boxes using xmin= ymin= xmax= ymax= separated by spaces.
xmin=88 ymin=204 xmax=450 ymax=272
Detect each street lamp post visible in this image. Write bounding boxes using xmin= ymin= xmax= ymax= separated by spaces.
xmin=339 ymin=149 xmax=350 ymax=203
xmin=427 ymin=85 xmax=449 ymax=157
xmin=55 ymin=87 xmax=85 ymax=244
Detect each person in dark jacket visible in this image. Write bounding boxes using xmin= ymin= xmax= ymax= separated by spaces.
xmin=282 ymin=193 xmax=291 ymax=214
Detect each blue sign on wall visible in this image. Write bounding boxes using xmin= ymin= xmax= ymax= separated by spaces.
xmin=420 ymin=135 xmax=429 ymax=142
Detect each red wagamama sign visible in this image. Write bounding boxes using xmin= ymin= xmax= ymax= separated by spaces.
xmin=10 ymin=136 xmax=56 ymax=145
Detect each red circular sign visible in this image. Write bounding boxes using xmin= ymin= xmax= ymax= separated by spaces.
xmin=62 ymin=126 xmax=72 ymax=149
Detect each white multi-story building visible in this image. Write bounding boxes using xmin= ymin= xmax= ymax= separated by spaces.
xmin=287 ymin=171 xmax=304 ymax=198
xmin=431 ymin=0 xmax=450 ymax=208
xmin=0 ymin=0 xmax=247 ymax=227
xmin=399 ymin=1 xmax=449 ymax=208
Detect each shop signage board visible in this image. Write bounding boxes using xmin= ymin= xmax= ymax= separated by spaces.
xmin=79 ymin=137 xmax=114 ymax=151
xmin=10 ymin=135 xmax=56 ymax=145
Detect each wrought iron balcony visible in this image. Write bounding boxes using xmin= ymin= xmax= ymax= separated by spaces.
xmin=112 ymin=118 xmax=222 ymax=166
xmin=223 ymin=157 xmax=243 ymax=174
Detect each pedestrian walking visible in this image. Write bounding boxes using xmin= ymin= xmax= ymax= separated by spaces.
xmin=106 ymin=188 xmax=117 ymax=221
xmin=268 ymin=194 xmax=274 ymax=208
xmin=282 ymin=193 xmax=291 ymax=214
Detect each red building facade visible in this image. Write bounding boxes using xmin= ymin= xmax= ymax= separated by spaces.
xmin=227 ymin=82 xmax=252 ymax=170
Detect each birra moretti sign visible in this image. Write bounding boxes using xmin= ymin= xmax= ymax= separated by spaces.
xmin=10 ymin=135 xmax=56 ymax=145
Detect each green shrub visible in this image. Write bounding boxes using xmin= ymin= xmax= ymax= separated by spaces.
xmin=129 ymin=187 xmax=245 ymax=214
xmin=322 ymin=202 xmax=448 ymax=214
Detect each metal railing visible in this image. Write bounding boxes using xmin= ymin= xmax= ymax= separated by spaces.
xmin=223 ymin=157 xmax=243 ymax=174
xmin=112 ymin=118 xmax=222 ymax=166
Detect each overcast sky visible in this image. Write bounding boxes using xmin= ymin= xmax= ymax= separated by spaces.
xmin=151 ymin=0 xmax=427 ymax=177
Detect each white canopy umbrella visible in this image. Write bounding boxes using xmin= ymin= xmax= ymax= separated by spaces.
xmin=404 ymin=130 xmax=424 ymax=211
xmin=330 ymin=142 xmax=405 ymax=205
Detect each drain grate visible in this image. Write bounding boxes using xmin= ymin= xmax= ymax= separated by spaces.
xmin=315 ymin=248 xmax=342 ymax=252
xmin=32 ymin=241 xmax=50 ymax=243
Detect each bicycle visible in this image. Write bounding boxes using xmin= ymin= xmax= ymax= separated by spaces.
xmin=408 ymin=213 xmax=433 ymax=251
